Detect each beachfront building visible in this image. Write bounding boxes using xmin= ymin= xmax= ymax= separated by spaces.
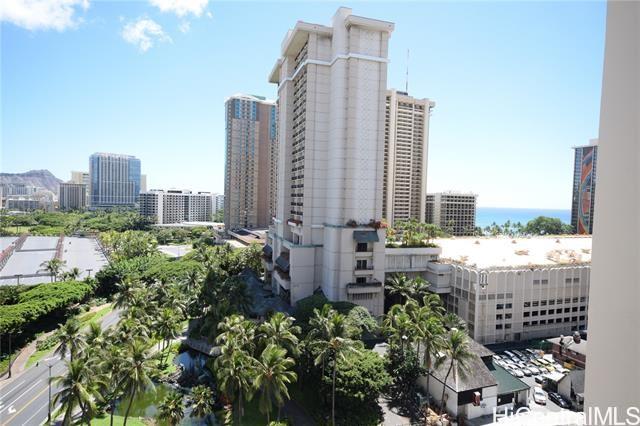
xmin=571 ymin=139 xmax=598 ymax=235
xmin=139 ymin=189 xmax=213 ymax=224
xmin=224 ymin=94 xmax=277 ymax=230
xmin=426 ymin=192 xmax=478 ymax=236
xmin=383 ymin=89 xmax=435 ymax=226
xmin=265 ymin=7 xmax=393 ymax=316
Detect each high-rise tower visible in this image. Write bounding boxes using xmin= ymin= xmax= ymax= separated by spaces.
xmin=571 ymin=139 xmax=598 ymax=234
xmin=265 ymin=8 xmax=394 ymax=316
xmin=224 ymin=94 xmax=277 ymax=230
xmin=88 ymin=153 xmax=141 ymax=208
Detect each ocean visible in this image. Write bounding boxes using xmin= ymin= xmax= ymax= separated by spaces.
xmin=476 ymin=207 xmax=571 ymax=228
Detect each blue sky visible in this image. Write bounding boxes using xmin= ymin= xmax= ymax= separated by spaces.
xmin=1 ymin=0 xmax=606 ymax=208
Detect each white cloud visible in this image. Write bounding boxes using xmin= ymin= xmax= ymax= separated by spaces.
xmin=0 ymin=0 xmax=89 ymax=31
xmin=178 ymin=20 xmax=190 ymax=33
xmin=206 ymin=11 xmax=212 ymax=19
xmin=149 ymin=0 xmax=208 ymax=18
xmin=121 ymin=18 xmax=171 ymax=52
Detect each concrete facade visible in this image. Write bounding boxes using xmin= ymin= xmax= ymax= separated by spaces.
xmin=139 ymin=189 xmax=213 ymax=224
xmin=383 ymin=89 xmax=434 ymax=226
xmin=426 ymin=192 xmax=477 ymax=236
xmin=584 ymin=0 xmax=640 ymax=411
xmin=224 ymin=94 xmax=277 ymax=230
xmin=266 ymin=8 xmax=394 ymax=316
xmin=59 ymin=182 xmax=87 ymax=211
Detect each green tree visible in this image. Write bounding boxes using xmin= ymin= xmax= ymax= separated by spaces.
xmin=523 ymin=216 xmax=572 ymax=235
xmin=156 ymin=308 xmax=181 ymax=368
xmin=311 ymin=308 xmax=360 ymax=426
xmin=189 ymin=385 xmax=215 ymax=421
xmin=253 ymin=344 xmax=298 ymax=423
xmin=437 ymin=329 xmax=474 ymax=415
xmin=98 ymin=345 xmax=126 ymax=426
xmin=157 ymin=391 xmax=185 ymax=426
xmin=52 ymin=359 xmax=99 ymax=425
xmin=215 ymin=347 xmax=255 ymax=422
xmin=120 ymin=340 xmax=156 ymax=426
xmin=55 ymin=319 xmax=86 ymax=363
xmin=41 ymin=258 xmax=66 ymax=282
xmin=258 ymin=312 xmax=301 ymax=356
xmin=442 ymin=312 xmax=467 ymax=332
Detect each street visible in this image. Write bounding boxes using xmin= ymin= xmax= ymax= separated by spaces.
xmin=0 ymin=308 xmax=120 ymax=426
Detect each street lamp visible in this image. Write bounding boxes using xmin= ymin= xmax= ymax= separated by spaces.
xmin=16 ymin=274 xmax=22 ymax=285
xmin=47 ymin=362 xmax=52 ymax=424
xmin=85 ymin=268 xmax=93 ymax=278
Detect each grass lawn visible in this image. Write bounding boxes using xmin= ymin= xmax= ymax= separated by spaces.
xmin=26 ymin=304 xmax=114 ymax=368
xmin=91 ymin=414 xmax=148 ymax=426
xmin=158 ymin=342 xmax=181 ymax=375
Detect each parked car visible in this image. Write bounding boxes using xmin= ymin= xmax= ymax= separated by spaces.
xmin=522 ymin=368 xmax=533 ymax=376
xmin=533 ymin=387 xmax=547 ymax=405
xmin=535 ymin=375 xmax=545 ymax=384
xmin=529 ymin=366 xmax=541 ymax=375
xmin=549 ymin=392 xmax=571 ymax=409
xmin=545 ymin=365 xmax=555 ymax=372
xmin=504 ymin=351 xmax=515 ymax=358
xmin=513 ymin=369 xmax=525 ymax=378
xmin=493 ymin=354 xmax=502 ymax=361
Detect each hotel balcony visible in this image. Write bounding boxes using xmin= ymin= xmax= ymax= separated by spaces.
xmin=273 ymin=252 xmax=291 ymax=290
xmin=346 ymin=278 xmax=383 ymax=295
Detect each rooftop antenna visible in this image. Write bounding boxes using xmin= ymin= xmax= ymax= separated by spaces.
xmin=405 ymin=49 xmax=410 ymax=94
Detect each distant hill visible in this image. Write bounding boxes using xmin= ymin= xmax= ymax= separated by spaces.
xmin=0 ymin=170 xmax=63 ymax=193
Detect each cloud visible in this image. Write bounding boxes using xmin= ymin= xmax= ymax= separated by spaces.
xmin=149 ymin=0 xmax=208 ymax=18
xmin=121 ymin=18 xmax=171 ymax=52
xmin=0 ymin=0 xmax=89 ymax=31
xmin=178 ymin=20 xmax=190 ymax=33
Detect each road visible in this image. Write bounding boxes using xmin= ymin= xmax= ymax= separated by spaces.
xmin=0 ymin=308 xmax=121 ymax=426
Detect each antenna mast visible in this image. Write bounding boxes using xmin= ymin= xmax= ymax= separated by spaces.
xmin=405 ymin=49 xmax=410 ymax=93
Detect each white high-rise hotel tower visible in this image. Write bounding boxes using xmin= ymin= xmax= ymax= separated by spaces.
xmin=265 ymin=8 xmax=393 ymax=316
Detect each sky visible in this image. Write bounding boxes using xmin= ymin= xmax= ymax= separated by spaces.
xmin=1 ymin=0 xmax=606 ymax=209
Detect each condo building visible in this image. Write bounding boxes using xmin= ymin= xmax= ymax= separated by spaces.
xmin=89 ymin=153 xmax=141 ymax=208
xmin=70 ymin=171 xmax=90 ymax=205
xmin=264 ymin=8 xmax=393 ymax=316
xmin=214 ymin=193 xmax=225 ymax=214
xmin=59 ymin=182 xmax=87 ymax=211
xmin=383 ymin=89 xmax=435 ymax=226
xmin=139 ymin=189 xmax=213 ymax=225
xmin=224 ymin=94 xmax=277 ymax=230
xmin=426 ymin=192 xmax=477 ymax=236
xmin=571 ymin=139 xmax=598 ymax=235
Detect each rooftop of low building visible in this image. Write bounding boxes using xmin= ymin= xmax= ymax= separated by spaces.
xmin=434 ymin=235 xmax=592 ymax=269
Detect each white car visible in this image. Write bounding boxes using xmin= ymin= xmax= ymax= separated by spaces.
xmin=513 ymin=369 xmax=525 ymax=378
xmin=522 ymin=368 xmax=533 ymax=376
xmin=529 ymin=366 xmax=540 ymax=375
xmin=533 ymin=387 xmax=547 ymax=405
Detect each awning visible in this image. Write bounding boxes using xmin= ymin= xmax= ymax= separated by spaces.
xmin=262 ymin=244 xmax=273 ymax=257
xmin=275 ymin=255 xmax=290 ymax=273
xmin=353 ymin=230 xmax=379 ymax=243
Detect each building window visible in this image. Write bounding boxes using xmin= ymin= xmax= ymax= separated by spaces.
xmin=532 ymin=321 xmax=539 ymax=326
xmin=523 ymin=321 xmax=530 ymax=327
xmin=505 ymin=303 xmax=512 ymax=309
xmin=496 ymin=314 xmax=503 ymax=320
xmin=356 ymin=242 xmax=369 ymax=252
xmin=356 ymin=277 xmax=366 ymax=284
xmin=549 ymin=300 xmax=555 ymax=305
xmin=579 ymin=315 xmax=586 ymax=321
xmin=540 ymin=310 xmax=547 ymax=315
xmin=532 ymin=301 xmax=539 ymax=307
xmin=496 ymin=324 xmax=503 ymax=330
xmin=505 ymin=313 xmax=512 ymax=319
xmin=541 ymin=300 xmax=547 ymax=306
xmin=356 ymin=259 xmax=368 ymax=270
xmin=580 ymin=306 xmax=586 ymax=312
xmin=540 ymin=320 xmax=546 ymax=325
xmin=524 ymin=302 xmax=531 ymax=308
xmin=524 ymin=312 xmax=530 ymax=317
xmin=564 ymin=317 xmax=570 ymax=323
xmin=564 ymin=308 xmax=571 ymax=313
xmin=572 ymin=316 xmax=578 ymax=322
xmin=505 ymin=324 xmax=512 ymax=329
xmin=548 ymin=309 xmax=555 ymax=315
xmin=496 ymin=304 xmax=504 ymax=310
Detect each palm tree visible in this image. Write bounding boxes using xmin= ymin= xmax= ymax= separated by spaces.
xmin=442 ymin=313 xmax=467 ymax=332
xmin=410 ymin=277 xmax=431 ymax=300
xmin=83 ymin=321 xmax=105 ymax=365
xmin=64 ymin=267 xmax=82 ymax=281
xmin=312 ymin=310 xmax=360 ymax=426
xmin=41 ymin=258 xmax=66 ymax=282
xmin=216 ymin=314 xmax=255 ymax=353
xmin=215 ymin=347 xmax=255 ymax=422
xmin=189 ymin=385 xmax=215 ymax=421
xmin=437 ymin=329 xmax=474 ymax=415
xmin=98 ymin=345 xmax=125 ymax=426
xmin=55 ymin=319 xmax=86 ymax=362
xmin=155 ymin=308 xmax=180 ymax=368
xmin=383 ymin=304 xmax=415 ymax=352
xmin=421 ymin=293 xmax=446 ymax=318
xmin=113 ymin=279 xmax=142 ymax=310
xmin=385 ymin=273 xmax=414 ymax=304
xmin=224 ymin=276 xmax=253 ymax=315
xmin=120 ymin=340 xmax=156 ymax=426
xmin=157 ymin=390 xmax=185 ymax=426
xmin=413 ymin=309 xmax=445 ymax=409
xmin=52 ymin=359 xmax=99 ymax=425
xmin=258 ymin=312 xmax=301 ymax=356
xmin=253 ymin=344 xmax=298 ymax=423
